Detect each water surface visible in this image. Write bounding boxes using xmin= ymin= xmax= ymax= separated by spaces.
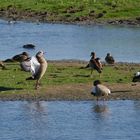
xmin=0 ymin=19 xmax=140 ymax=62
xmin=0 ymin=101 xmax=140 ymax=140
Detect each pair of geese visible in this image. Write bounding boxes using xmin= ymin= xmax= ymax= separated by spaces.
xmin=86 ymin=52 xmax=115 ymax=76
xmin=86 ymin=52 xmax=114 ymax=100
xmin=13 ymin=51 xmax=47 ymax=89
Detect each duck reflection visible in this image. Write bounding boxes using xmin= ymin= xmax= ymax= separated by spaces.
xmin=26 ymin=101 xmax=45 ymax=114
xmin=93 ymin=104 xmax=109 ymax=114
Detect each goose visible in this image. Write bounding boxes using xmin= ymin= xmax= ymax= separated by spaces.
xmin=86 ymin=52 xmax=103 ymax=76
xmin=91 ymin=80 xmax=111 ymax=101
xmin=132 ymin=72 xmax=140 ymax=82
xmin=105 ymin=53 xmax=115 ymax=64
xmin=89 ymin=57 xmax=102 ymax=76
xmin=20 ymin=51 xmax=48 ymax=89
xmin=33 ymin=51 xmax=48 ymax=89
xmin=12 ymin=52 xmax=31 ymax=72
xmin=12 ymin=52 xmax=29 ymax=62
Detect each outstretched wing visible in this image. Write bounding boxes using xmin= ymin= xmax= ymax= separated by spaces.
xmin=20 ymin=56 xmax=40 ymax=76
xmin=20 ymin=59 xmax=31 ymax=72
xmin=30 ymin=56 xmax=40 ymax=76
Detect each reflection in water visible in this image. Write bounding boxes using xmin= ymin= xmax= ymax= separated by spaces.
xmin=22 ymin=101 xmax=49 ymax=140
xmin=23 ymin=101 xmax=48 ymax=124
xmin=93 ymin=104 xmax=109 ymax=114
xmin=92 ymin=103 xmax=110 ymax=121
xmin=25 ymin=101 xmax=45 ymax=114
xmin=0 ymin=101 xmax=140 ymax=140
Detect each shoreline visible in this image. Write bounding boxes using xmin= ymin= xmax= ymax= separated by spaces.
xmin=0 ymin=11 xmax=140 ymax=27
xmin=0 ymin=0 xmax=139 ymax=27
xmin=1 ymin=61 xmax=140 ymax=101
xmin=0 ymin=83 xmax=140 ymax=101
xmin=1 ymin=16 xmax=140 ymax=27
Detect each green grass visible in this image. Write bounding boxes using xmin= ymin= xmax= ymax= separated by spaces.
xmin=0 ymin=0 xmax=140 ymax=22
xmin=0 ymin=62 xmax=139 ymax=95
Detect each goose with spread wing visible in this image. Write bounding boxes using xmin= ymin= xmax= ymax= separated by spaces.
xmin=21 ymin=51 xmax=48 ymax=89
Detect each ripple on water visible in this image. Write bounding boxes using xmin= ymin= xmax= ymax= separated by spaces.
xmin=0 ymin=100 xmax=140 ymax=140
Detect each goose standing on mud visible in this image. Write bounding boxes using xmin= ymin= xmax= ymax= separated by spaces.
xmin=91 ymin=80 xmax=111 ymax=101
xmin=85 ymin=52 xmax=103 ymax=76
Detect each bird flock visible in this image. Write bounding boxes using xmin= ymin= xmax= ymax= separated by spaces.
xmin=0 ymin=49 xmax=139 ymax=101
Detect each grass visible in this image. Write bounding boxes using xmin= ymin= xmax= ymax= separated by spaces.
xmin=0 ymin=0 xmax=140 ymax=22
xmin=0 ymin=61 xmax=139 ymax=96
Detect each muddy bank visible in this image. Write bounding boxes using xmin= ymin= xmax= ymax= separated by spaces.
xmin=0 ymin=82 xmax=140 ymax=101
xmin=0 ymin=7 xmax=140 ymax=26
xmin=1 ymin=60 xmax=140 ymax=101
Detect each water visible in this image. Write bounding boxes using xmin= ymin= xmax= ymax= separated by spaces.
xmin=0 ymin=101 xmax=140 ymax=140
xmin=0 ymin=19 xmax=140 ymax=63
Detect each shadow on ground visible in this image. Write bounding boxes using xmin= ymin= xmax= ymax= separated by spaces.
xmin=0 ymin=86 xmax=23 ymax=92
xmin=112 ymin=90 xmax=132 ymax=93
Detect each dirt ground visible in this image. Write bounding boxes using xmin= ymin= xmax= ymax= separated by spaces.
xmin=0 ymin=82 xmax=140 ymax=101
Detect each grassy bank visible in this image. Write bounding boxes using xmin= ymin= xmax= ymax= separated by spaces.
xmin=0 ymin=0 xmax=140 ymax=24
xmin=0 ymin=61 xmax=140 ymax=100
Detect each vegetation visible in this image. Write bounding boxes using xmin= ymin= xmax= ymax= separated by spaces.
xmin=0 ymin=61 xmax=139 ymax=96
xmin=0 ymin=0 xmax=140 ymax=22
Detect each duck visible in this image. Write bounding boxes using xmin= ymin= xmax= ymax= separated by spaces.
xmin=105 ymin=53 xmax=115 ymax=64
xmin=22 ymin=44 xmax=36 ymax=49
xmin=7 ymin=51 xmax=47 ymax=89
xmin=33 ymin=51 xmax=48 ymax=89
xmin=86 ymin=52 xmax=103 ymax=76
xmin=12 ymin=52 xmax=31 ymax=72
xmin=91 ymin=80 xmax=111 ymax=101
xmin=20 ymin=51 xmax=48 ymax=89
xmin=132 ymin=72 xmax=140 ymax=82
xmin=12 ymin=52 xmax=29 ymax=62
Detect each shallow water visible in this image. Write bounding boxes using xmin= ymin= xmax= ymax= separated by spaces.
xmin=0 ymin=19 xmax=140 ymax=62
xmin=0 ymin=100 xmax=140 ymax=140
